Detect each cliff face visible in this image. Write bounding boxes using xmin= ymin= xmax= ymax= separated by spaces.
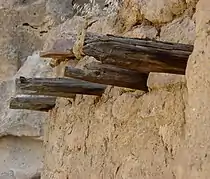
xmin=0 ymin=0 xmax=52 ymax=178
xmin=42 ymin=0 xmax=210 ymax=178
xmin=0 ymin=1 xmax=110 ymax=178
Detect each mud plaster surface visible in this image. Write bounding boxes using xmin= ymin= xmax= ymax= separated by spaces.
xmin=42 ymin=0 xmax=210 ymax=178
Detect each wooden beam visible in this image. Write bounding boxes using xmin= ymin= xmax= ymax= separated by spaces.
xmin=16 ymin=77 xmax=76 ymax=98
xmin=16 ymin=76 xmax=106 ymax=97
xmin=9 ymin=95 xmax=56 ymax=112
xmin=40 ymin=51 xmax=74 ymax=59
xmin=17 ymin=88 xmax=76 ymax=98
xmin=82 ymin=34 xmax=193 ymax=75
xmin=64 ymin=62 xmax=148 ymax=91
xmin=39 ymin=33 xmax=193 ymax=74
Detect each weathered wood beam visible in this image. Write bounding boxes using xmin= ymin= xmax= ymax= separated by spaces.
xmin=16 ymin=77 xmax=76 ymax=98
xmin=17 ymin=87 xmax=76 ymax=98
xmin=9 ymin=95 xmax=56 ymax=112
xmin=40 ymin=51 xmax=74 ymax=59
xmin=82 ymin=34 xmax=193 ymax=75
xmin=40 ymin=33 xmax=193 ymax=74
xmin=64 ymin=62 xmax=148 ymax=91
xmin=16 ymin=76 xmax=106 ymax=97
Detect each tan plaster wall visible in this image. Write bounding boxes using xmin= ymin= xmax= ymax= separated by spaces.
xmin=42 ymin=0 xmax=210 ymax=178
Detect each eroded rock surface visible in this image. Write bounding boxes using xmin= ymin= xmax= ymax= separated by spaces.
xmin=160 ymin=16 xmax=195 ymax=44
xmin=0 ymin=52 xmax=52 ymax=177
xmin=0 ymin=52 xmax=52 ymax=137
xmin=0 ymin=136 xmax=43 ymax=178
xmin=0 ymin=0 xmax=53 ymax=80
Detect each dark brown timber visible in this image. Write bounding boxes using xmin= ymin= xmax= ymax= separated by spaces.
xmin=82 ymin=33 xmax=193 ymax=75
xmin=64 ymin=62 xmax=148 ymax=91
xmin=16 ymin=76 xmax=106 ymax=97
xmin=9 ymin=95 xmax=56 ymax=112
xmin=39 ymin=33 xmax=193 ymax=74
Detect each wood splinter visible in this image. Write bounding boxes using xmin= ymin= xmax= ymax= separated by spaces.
xmin=39 ymin=38 xmax=76 ymax=67
xmin=64 ymin=62 xmax=149 ymax=91
xmin=39 ymin=51 xmax=75 ymax=59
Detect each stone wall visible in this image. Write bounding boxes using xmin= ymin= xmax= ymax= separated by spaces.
xmin=42 ymin=0 xmax=210 ymax=178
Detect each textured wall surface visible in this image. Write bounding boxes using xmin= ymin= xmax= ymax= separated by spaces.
xmin=43 ymin=85 xmax=187 ymax=179
xmin=41 ymin=0 xmax=210 ymax=178
xmin=2 ymin=0 xmax=210 ymax=178
xmin=184 ymin=0 xmax=210 ymax=177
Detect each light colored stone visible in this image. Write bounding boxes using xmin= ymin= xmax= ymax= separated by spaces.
xmin=13 ymin=169 xmax=41 ymax=179
xmin=115 ymin=0 xmax=189 ymax=33
xmin=0 ymin=170 xmax=15 ymax=179
xmin=15 ymin=52 xmax=53 ymax=78
xmin=186 ymin=0 xmax=199 ymax=6
xmin=43 ymin=16 xmax=84 ymax=51
xmin=0 ymin=0 xmax=37 ymax=9
xmin=124 ymin=25 xmax=158 ymax=38
xmin=46 ymin=0 xmax=74 ymax=24
xmin=72 ymin=0 xmax=111 ymax=17
xmin=147 ymin=73 xmax=186 ymax=89
xmin=45 ymin=0 xmax=107 ymax=24
xmin=0 ymin=136 xmax=43 ymax=178
xmin=167 ymin=0 xmax=187 ymax=15
xmin=87 ymin=14 xmax=118 ymax=35
xmin=142 ymin=0 xmax=174 ymax=23
xmin=73 ymin=0 xmax=105 ymax=6
xmin=0 ymin=52 xmax=52 ymax=137
xmin=160 ymin=16 xmax=195 ymax=44
xmin=0 ymin=0 xmax=54 ymax=81
xmin=0 ymin=52 xmax=50 ymax=178
xmin=141 ymin=0 xmax=187 ymax=23
xmin=114 ymin=0 xmax=143 ymax=33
